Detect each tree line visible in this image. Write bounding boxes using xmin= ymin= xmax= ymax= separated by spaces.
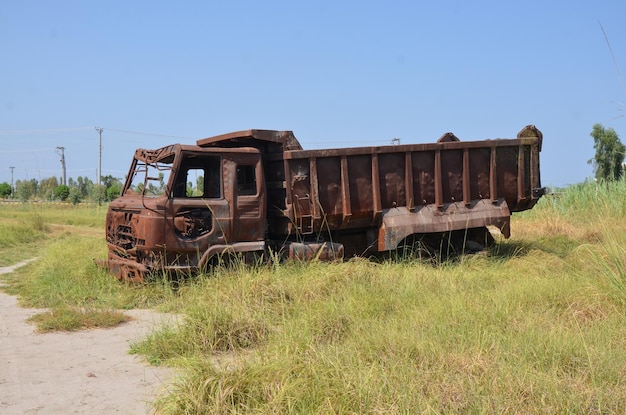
xmin=0 ymin=174 xmax=123 ymax=203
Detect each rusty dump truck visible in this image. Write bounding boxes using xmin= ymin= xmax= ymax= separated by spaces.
xmin=100 ymin=125 xmax=544 ymax=281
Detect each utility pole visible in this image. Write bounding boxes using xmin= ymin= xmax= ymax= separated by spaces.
xmin=95 ymin=127 xmax=103 ymax=203
xmin=56 ymin=146 xmax=66 ymax=185
xmin=95 ymin=127 xmax=103 ymax=187
xmin=9 ymin=166 xmax=14 ymax=199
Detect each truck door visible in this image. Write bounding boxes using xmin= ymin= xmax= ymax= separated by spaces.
xmin=165 ymin=153 xmax=229 ymax=266
xmin=231 ymin=152 xmax=266 ymax=243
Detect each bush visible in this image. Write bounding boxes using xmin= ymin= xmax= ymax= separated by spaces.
xmin=0 ymin=182 xmax=11 ymax=198
xmin=106 ymin=184 xmax=122 ymax=201
xmin=68 ymin=187 xmax=82 ymax=205
xmin=54 ymin=185 xmax=70 ymax=201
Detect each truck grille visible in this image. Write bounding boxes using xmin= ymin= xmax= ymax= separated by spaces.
xmin=107 ymin=211 xmax=139 ymax=251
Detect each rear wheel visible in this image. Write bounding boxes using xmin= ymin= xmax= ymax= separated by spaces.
xmin=396 ymin=227 xmax=494 ymax=261
xmin=448 ymin=227 xmax=494 ymax=254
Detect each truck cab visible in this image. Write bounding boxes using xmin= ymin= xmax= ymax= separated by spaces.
xmin=103 ymin=144 xmax=266 ymax=282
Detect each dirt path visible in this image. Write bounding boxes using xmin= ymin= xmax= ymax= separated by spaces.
xmin=0 ymin=260 xmax=175 ymax=415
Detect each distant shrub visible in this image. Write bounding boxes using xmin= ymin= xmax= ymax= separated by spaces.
xmin=68 ymin=187 xmax=82 ymax=205
xmin=106 ymin=184 xmax=122 ymax=201
xmin=0 ymin=182 xmax=11 ymax=198
xmin=54 ymin=185 xmax=70 ymax=201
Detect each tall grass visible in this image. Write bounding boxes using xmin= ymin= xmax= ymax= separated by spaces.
xmin=0 ymin=202 xmax=106 ymax=228
xmin=141 ymin=181 xmax=626 ymax=414
xmin=523 ymin=180 xmax=626 ymax=224
xmin=2 ymin=184 xmax=626 ymax=413
xmin=1 ymin=231 xmax=177 ymax=311
xmin=141 ymin=253 xmax=626 ymax=414
xmin=0 ymin=203 xmax=177 ymax=332
xmin=0 ymin=210 xmax=49 ymax=266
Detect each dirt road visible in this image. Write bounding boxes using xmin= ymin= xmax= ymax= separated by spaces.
xmin=0 ymin=260 xmax=174 ymax=415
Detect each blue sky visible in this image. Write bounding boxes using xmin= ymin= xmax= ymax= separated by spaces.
xmin=1 ymin=1 xmax=625 ymax=188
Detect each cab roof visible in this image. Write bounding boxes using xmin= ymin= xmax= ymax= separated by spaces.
xmin=196 ymin=129 xmax=303 ymax=152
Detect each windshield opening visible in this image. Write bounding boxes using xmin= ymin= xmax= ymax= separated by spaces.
xmin=125 ymin=156 xmax=173 ymax=197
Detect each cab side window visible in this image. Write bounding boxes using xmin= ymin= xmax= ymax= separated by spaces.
xmin=237 ymin=164 xmax=256 ymax=196
xmin=175 ymin=155 xmax=221 ymax=198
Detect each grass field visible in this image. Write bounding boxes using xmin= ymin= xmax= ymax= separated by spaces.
xmin=1 ymin=183 xmax=625 ymax=414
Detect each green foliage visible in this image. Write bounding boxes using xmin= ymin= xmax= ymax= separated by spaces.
xmin=90 ymin=184 xmax=106 ymax=203
xmin=15 ymin=179 xmax=37 ymax=201
xmin=54 ymin=184 xmax=70 ymax=201
xmin=6 ymin=173 xmax=122 ymax=203
xmin=0 ymin=182 xmax=11 ymax=198
xmin=100 ymin=174 xmax=122 ymax=190
xmin=106 ymin=183 xmax=121 ymax=201
xmin=588 ymin=123 xmax=625 ymax=181
xmin=38 ymin=176 xmax=59 ymax=200
xmin=68 ymin=187 xmax=82 ymax=204
xmin=71 ymin=175 xmax=92 ymax=197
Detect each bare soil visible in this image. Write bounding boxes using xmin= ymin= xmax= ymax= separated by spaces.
xmin=0 ymin=260 xmax=175 ymax=415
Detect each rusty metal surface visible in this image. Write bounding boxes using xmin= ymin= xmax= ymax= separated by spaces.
xmin=377 ymin=201 xmax=511 ymax=252
xmin=100 ymin=125 xmax=543 ymax=281
xmin=102 ymin=145 xmax=269 ymax=281
xmin=285 ymin=241 xmax=344 ymax=261
xmin=197 ymin=129 xmax=303 ymax=151
xmin=279 ymin=125 xmax=542 ymax=232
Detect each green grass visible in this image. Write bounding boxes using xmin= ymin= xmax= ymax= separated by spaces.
xmin=0 ymin=215 xmax=48 ymax=266
xmin=1 ymin=232 xmax=176 ymax=310
xmin=0 ymin=202 xmax=106 ymax=228
xmin=0 ymin=202 xmax=176 ymax=331
xmin=0 ymin=203 xmax=106 ymax=266
xmin=1 ymin=183 xmax=626 ymax=413
xmin=28 ymin=306 xmax=131 ymax=332
xmin=138 ymin=255 xmax=625 ymax=414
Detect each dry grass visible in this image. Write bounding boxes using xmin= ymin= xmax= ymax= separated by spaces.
xmin=28 ymin=307 xmax=131 ymax=332
xmin=2 ymin=184 xmax=626 ymax=413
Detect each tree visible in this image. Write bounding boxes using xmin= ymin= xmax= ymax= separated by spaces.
xmin=54 ymin=184 xmax=70 ymax=201
xmin=15 ymin=179 xmax=37 ymax=201
xmin=106 ymin=183 xmax=121 ymax=201
xmin=588 ymin=123 xmax=626 ymax=181
xmin=101 ymin=174 xmax=121 ymax=189
xmin=76 ymin=176 xmax=92 ymax=197
xmin=39 ymin=176 xmax=59 ymax=200
xmin=0 ymin=182 xmax=11 ymax=198
xmin=68 ymin=187 xmax=82 ymax=205
xmin=101 ymin=175 xmax=123 ymax=201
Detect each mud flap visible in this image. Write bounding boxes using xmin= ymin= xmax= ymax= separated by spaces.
xmin=378 ymin=199 xmax=511 ymax=252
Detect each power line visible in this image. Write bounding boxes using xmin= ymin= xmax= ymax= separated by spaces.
xmin=102 ymin=127 xmax=196 ymax=140
xmin=0 ymin=127 xmax=93 ymax=135
xmin=0 ymin=147 xmax=56 ymax=154
xmin=0 ymin=126 xmax=196 ymax=141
